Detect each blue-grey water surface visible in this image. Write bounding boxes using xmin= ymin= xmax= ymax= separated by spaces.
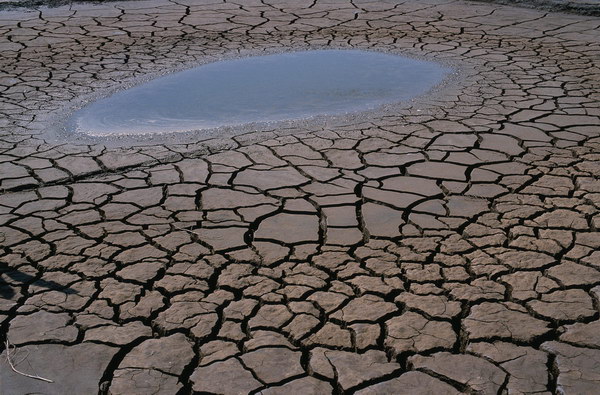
xmin=66 ymin=50 xmax=450 ymax=136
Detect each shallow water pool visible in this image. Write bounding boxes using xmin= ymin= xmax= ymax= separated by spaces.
xmin=66 ymin=50 xmax=451 ymax=136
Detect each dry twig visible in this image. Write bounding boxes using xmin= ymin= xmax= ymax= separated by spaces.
xmin=4 ymin=339 xmax=54 ymax=383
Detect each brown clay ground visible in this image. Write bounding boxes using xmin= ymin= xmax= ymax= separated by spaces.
xmin=1 ymin=0 xmax=600 ymax=393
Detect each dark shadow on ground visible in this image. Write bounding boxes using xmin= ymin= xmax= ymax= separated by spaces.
xmin=0 ymin=268 xmax=78 ymax=300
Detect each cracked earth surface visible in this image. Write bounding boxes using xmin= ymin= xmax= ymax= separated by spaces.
xmin=1 ymin=0 xmax=600 ymax=393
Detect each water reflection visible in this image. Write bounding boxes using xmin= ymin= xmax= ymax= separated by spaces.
xmin=66 ymin=50 xmax=450 ymax=136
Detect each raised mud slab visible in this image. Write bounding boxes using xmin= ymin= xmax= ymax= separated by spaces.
xmin=1 ymin=0 xmax=600 ymax=394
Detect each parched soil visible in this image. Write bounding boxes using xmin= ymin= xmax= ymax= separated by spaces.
xmin=1 ymin=0 xmax=600 ymax=393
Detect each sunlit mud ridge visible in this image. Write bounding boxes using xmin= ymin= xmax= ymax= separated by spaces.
xmin=1 ymin=0 xmax=600 ymax=393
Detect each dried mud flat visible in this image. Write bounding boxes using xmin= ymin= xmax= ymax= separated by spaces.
xmin=1 ymin=0 xmax=600 ymax=394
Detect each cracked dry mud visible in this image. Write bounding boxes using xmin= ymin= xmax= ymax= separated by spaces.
xmin=1 ymin=0 xmax=600 ymax=394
